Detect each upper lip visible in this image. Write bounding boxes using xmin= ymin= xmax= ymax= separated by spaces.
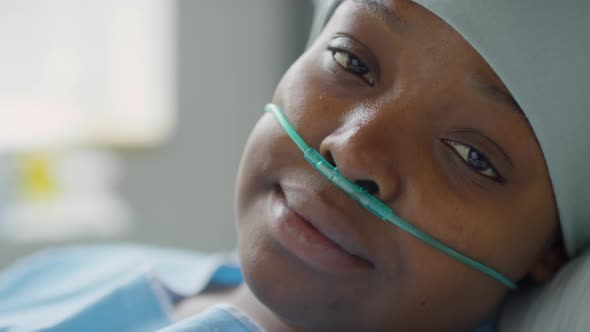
xmin=278 ymin=183 xmax=375 ymax=267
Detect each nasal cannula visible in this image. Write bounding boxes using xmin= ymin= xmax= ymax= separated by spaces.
xmin=265 ymin=103 xmax=517 ymax=290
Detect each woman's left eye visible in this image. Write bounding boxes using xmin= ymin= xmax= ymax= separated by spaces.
xmin=331 ymin=49 xmax=375 ymax=86
xmin=443 ymin=139 xmax=499 ymax=180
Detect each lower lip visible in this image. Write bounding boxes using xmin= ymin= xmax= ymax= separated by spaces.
xmin=268 ymin=187 xmax=372 ymax=274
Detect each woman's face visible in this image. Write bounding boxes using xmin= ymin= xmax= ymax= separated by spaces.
xmin=235 ymin=0 xmax=558 ymax=331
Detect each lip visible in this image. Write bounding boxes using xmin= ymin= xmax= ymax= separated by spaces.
xmin=268 ymin=185 xmax=374 ymax=274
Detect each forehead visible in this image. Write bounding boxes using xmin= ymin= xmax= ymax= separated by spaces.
xmin=333 ymin=0 xmax=476 ymax=59
xmin=350 ymin=0 xmax=413 ymax=33
xmin=331 ymin=0 xmax=523 ymax=115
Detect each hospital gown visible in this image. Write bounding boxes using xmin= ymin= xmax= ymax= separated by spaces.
xmin=0 ymin=244 xmax=494 ymax=331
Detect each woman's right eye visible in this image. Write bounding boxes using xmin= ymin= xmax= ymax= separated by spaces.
xmin=331 ymin=49 xmax=375 ymax=86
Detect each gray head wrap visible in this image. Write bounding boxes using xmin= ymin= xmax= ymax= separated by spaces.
xmin=312 ymin=0 xmax=590 ymax=257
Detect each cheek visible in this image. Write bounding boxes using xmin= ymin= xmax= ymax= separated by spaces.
xmin=495 ymin=181 xmax=557 ymax=274
xmin=368 ymin=241 xmax=506 ymax=331
xmin=273 ymin=53 xmax=320 ymax=109
xmin=235 ymin=119 xmax=272 ymax=215
xmin=234 ymin=113 xmax=295 ymax=242
xmin=442 ymin=191 xmax=551 ymax=283
xmin=272 ymin=47 xmax=346 ymax=122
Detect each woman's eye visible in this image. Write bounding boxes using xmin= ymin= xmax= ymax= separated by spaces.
xmin=443 ymin=139 xmax=499 ymax=180
xmin=331 ymin=49 xmax=375 ymax=86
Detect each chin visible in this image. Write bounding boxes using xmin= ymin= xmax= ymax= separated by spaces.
xmin=237 ymin=232 xmax=378 ymax=332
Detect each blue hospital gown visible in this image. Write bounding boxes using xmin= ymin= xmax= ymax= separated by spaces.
xmin=0 ymin=244 xmax=260 ymax=332
xmin=0 ymin=244 xmax=495 ymax=331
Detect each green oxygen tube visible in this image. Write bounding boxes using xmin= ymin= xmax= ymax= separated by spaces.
xmin=265 ymin=103 xmax=517 ymax=290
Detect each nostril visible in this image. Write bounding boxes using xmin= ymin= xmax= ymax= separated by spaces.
xmin=322 ymin=149 xmax=380 ymax=196
xmin=324 ymin=151 xmax=336 ymax=167
xmin=355 ymin=179 xmax=379 ymax=196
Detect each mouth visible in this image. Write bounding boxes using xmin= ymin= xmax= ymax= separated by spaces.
xmin=268 ymin=184 xmax=374 ymax=274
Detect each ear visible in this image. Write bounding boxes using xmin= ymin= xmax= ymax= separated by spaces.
xmin=527 ymin=238 xmax=569 ymax=283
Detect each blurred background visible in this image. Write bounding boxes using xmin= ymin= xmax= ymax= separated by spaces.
xmin=0 ymin=0 xmax=314 ymax=268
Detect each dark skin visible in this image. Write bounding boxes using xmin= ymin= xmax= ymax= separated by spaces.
xmin=177 ymin=0 xmax=567 ymax=331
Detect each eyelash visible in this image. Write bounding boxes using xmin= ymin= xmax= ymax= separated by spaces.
xmin=329 ymin=48 xmax=376 ymax=86
xmin=442 ymin=139 xmax=501 ymax=181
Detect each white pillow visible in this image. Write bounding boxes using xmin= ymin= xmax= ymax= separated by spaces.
xmin=497 ymin=250 xmax=590 ymax=331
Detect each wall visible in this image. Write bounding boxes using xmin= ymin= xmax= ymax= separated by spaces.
xmin=0 ymin=0 xmax=313 ymax=267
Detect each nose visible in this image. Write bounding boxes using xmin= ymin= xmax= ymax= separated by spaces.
xmin=319 ymin=119 xmax=399 ymax=202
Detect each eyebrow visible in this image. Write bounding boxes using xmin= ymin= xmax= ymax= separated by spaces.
xmin=470 ymin=74 xmax=524 ymax=114
xmin=352 ymin=0 xmax=411 ymax=34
